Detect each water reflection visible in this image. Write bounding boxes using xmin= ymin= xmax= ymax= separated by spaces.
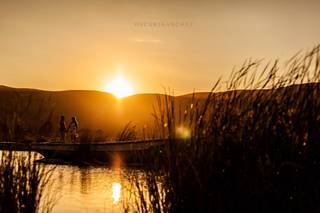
xmin=80 ymin=168 xmax=91 ymax=194
xmin=0 ymin=151 xmax=149 ymax=212
xmin=112 ymin=182 xmax=121 ymax=204
xmin=49 ymin=165 xmax=135 ymax=213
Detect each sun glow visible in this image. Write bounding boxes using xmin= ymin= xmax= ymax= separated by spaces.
xmin=105 ymin=75 xmax=134 ymax=98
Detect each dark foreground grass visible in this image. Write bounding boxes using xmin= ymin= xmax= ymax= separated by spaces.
xmin=0 ymin=152 xmax=57 ymax=213
xmin=124 ymin=45 xmax=320 ymax=212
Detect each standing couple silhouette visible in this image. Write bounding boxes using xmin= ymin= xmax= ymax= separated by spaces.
xmin=59 ymin=116 xmax=78 ymax=143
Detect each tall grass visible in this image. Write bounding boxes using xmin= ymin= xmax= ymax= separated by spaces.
xmin=0 ymin=92 xmax=55 ymax=143
xmin=117 ymin=122 xmax=137 ymax=141
xmin=126 ymin=45 xmax=320 ymax=212
xmin=0 ymin=151 xmax=57 ymax=213
xmin=0 ymin=91 xmax=59 ymax=212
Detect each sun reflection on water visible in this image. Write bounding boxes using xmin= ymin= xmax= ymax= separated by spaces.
xmin=112 ymin=182 xmax=121 ymax=204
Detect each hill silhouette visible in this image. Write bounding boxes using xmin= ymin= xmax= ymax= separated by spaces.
xmin=0 ymin=85 xmax=211 ymax=140
xmin=0 ymin=83 xmax=318 ymax=141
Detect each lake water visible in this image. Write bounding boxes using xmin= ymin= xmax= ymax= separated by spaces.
xmin=0 ymin=151 xmax=146 ymax=213
xmin=49 ymin=164 xmax=141 ymax=213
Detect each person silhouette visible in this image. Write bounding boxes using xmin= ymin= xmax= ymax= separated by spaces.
xmin=59 ymin=115 xmax=67 ymax=142
xmin=68 ymin=116 xmax=78 ymax=143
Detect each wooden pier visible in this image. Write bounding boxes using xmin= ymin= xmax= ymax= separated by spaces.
xmin=0 ymin=140 xmax=165 ymax=163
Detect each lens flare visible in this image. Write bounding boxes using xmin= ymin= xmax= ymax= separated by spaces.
xmin=176 ymin=126 xmax=191 ymax=139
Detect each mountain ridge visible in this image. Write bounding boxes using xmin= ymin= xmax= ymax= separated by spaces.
xmin=0 ymin=83 xmax=318 ymax=140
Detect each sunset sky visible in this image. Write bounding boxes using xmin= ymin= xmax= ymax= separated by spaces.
xmin=0 ymin=0 xmax=319 ymax=95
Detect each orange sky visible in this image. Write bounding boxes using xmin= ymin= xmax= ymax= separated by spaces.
xmin=0 ymin=0 xmax=319 ymax=94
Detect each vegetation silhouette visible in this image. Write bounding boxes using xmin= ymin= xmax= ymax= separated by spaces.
xmin=124 ymin=45 xmax=320 ymax=212
xmin=0 ymin=152 xmax=57 ymax=213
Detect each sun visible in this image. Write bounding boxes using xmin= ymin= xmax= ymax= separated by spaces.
xmin=105 ymin=75 xmax=134 ymax=98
